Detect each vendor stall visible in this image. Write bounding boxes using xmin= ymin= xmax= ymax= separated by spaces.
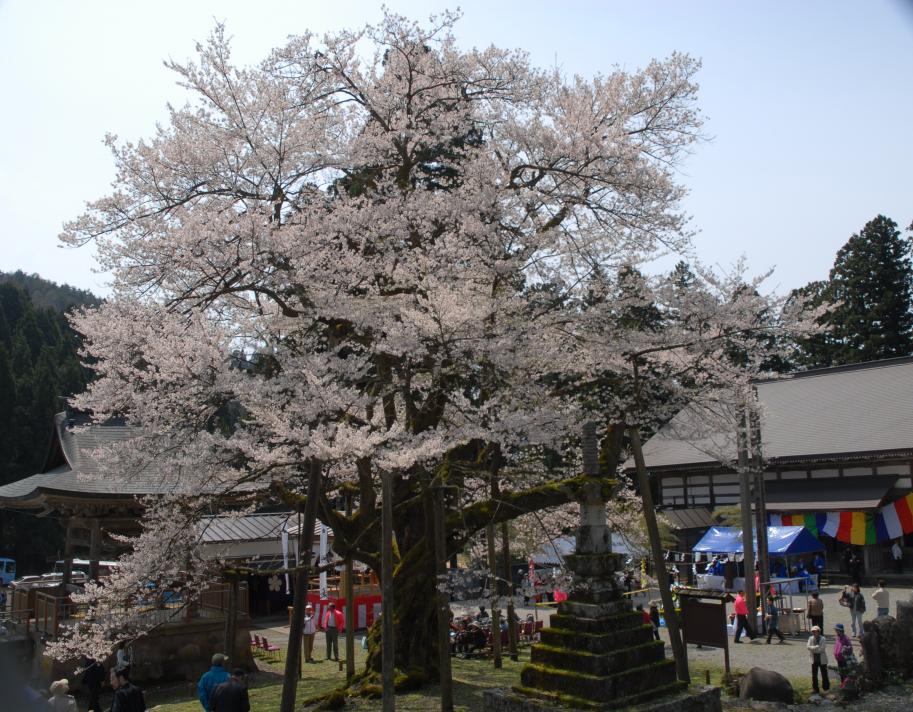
xmin=692 ymin=526 xmax=824 ymax=592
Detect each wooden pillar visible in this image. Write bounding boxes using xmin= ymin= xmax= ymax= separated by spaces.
xmin=60 ymin=518 xmax=75 ymax=594
xmin=89 ymin=518 xmax=101 ymax=581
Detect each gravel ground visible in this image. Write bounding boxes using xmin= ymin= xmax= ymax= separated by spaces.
xmin=679 ymin=584 xmax=912 ymax=680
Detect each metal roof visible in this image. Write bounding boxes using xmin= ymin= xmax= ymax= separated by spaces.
xmin=200 ymin=513 xmax=292 ymax=543
xmin=661 ymin=507 xmax=716 ymax=531
xmin=629 ymin=358 xmax=913 ymax=471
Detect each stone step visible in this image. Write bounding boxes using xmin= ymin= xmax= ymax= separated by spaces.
xmin=520 ymin=658 xmax=678 ymax=703
xmin=530 ymin=639 xmax=665 ymax=676
xmin=558 ymin=599 xmax=632 ymax=619
xmin=511 ymin=679 xmax=687 ymax=710
xmin=540 ymin=624 xmax=655 ymax=654
xmin=549 ymin=610 xmax=645 ymax=634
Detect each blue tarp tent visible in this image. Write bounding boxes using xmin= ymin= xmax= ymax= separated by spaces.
xmin=692 ymin=526 xmax=823 ymax=556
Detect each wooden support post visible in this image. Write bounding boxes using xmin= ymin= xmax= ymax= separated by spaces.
xmin=279 ymin=463 xmax=322 ymax=712
xmin=224 ymin=576 xmax=239 ymax=659
xmin=433 ymin=485 xmax=454 ymax=712
xmin=381 ymin=470 xmax=395 ymax=712
xmin=629 ymin=425 xmax=691 ymax=683
xmin=500 ymin=519 xmax=519 ymax=662
xmin=344 ymin=492 xmax=356 ymax=683
xmin=486 ymin=522 xmax=502 ymax=668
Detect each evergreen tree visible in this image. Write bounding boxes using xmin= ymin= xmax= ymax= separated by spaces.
xmin=792 ymin=215 xmax=913 ymax=367
xmin=0 ymin=275 xmax=98 ymax=573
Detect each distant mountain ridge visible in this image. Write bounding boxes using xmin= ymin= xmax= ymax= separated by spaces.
xmin=0 ymin=269 xmax=101 ymax=312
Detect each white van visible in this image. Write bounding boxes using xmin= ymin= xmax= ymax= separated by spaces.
xmin=53 ymin=559 xmax=120 ymax=579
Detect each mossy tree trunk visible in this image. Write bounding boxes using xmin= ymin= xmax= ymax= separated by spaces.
xmin=321 ymin=471 xmax=610 ymax=686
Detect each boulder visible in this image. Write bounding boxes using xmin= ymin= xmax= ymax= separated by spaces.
xmin=738 ymin=667 xmax=794 ymax=705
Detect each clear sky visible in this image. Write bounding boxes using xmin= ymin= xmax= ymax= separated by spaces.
xmin=1 ymin=0 xmax=911 ymax=296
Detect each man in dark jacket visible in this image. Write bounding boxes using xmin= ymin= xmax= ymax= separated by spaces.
xmin=210 ymin=668 xmax=251 ymax=712
xmin=82 ymin=656 xmax=106 ymax=712
xmin=110 ymin=665 xmax=146 ymax=712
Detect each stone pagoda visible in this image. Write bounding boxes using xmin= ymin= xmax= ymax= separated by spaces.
xmin=514 ymin=423 xmax=682 ymax=709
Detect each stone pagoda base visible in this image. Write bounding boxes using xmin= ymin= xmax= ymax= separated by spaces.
xmin=513 ymin=551 xmax=682 ymax=709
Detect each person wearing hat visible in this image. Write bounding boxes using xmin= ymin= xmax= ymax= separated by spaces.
xmin=110 ymin=665 xmax=146 ymax=712
xmin=198 ymin=653 xmax=231 ymax=711
xmin=303 ymin=604 xmax=317 ymax=663
xmin=806 ymin=625 xmax=830 ymax=694
xmin=48 ymin=678 xmax=77 ymax=712
xmin=833 ymin=623 xmax=854 ymax=682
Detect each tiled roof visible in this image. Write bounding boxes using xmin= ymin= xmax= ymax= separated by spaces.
xmin=627 ymin=358 xmax=913 ymax=471
xmin=0 ymin=412 xmax=265 ymax=504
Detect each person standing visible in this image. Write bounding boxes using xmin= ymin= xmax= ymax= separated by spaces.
xmin=198 ymin=654 xmax=231 ymax=711
xmin=891 ymin=540 xmax=903 ymax=574
xmin=82 ymin=656 xmax=106 ymax=712
xmin=733 ymin=590 xmax=757 ymax=643
xmin=110 ymin=665 xmax=146 ymax=712
xmin=833 ymin=623 xmax=854 ymax=682
xmin=806 ymin=591 xmax=824 ymax=631
xmin=847 ymin=583 xmax=866 ymax=636
xmin=806 ymin=626 xmax=830 ymax=695
xmin=648 ymin=601 xmax=661 ymax=641
xmin=321 ymin=601 xmax=344 ymax=662
xmin=872 ymin=579 xmax=890 ymax=617
xmin=302 ymin=604 xmax=317 ymax=663
xmin=765 ymin=595 xmax=786 ymax=644
xmin=210 ymin=668 xmax=250 ymax=712
xmin=848 ymin=550 xmax=863 ymax=585
xmin=812 ymin=553 xmax=825 ymax=588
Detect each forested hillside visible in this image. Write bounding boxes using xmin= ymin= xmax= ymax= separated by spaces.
xmin=0 ymin=271 xmax=100 ymax=573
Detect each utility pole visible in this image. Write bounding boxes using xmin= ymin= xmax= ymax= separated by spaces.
xmin=737 ymin=410 xmax=757 ymax=635
xmin=750 ymin=406 xmax=770 ymax=618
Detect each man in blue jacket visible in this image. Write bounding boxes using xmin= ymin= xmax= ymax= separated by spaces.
xmin=198 ymin=653 xmax=231 ymax=711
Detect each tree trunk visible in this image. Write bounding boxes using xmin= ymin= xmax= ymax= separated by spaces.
xmin=629 ymin=426 xmax=690 ymax=684
xmin=279 ymin=463 xmax=322 ymax=712
xmin=381 ymin=470 xmax=395 ymax=712
xmin=364 ymin=540 xmax=439 ymax=679
xmin=433 ymin=486 xmax=454 ymax=712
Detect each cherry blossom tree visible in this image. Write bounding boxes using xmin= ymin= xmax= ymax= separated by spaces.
xmin=52 ymin=9 xmax=793 ymax=702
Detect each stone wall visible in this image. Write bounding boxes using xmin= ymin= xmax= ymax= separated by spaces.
xmin=35 ymin=614 xmax=253 ymax=689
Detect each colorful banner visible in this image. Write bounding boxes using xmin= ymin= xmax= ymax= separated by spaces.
xmin=769 ymin=492 xmax=913 ymax=545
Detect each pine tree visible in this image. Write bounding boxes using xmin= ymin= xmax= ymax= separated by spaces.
xmin=792 ymin=215 xmax=913 ymax=367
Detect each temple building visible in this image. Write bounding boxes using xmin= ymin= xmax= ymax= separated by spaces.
xmin=627 ymin=357 xmax=913 ymax=578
